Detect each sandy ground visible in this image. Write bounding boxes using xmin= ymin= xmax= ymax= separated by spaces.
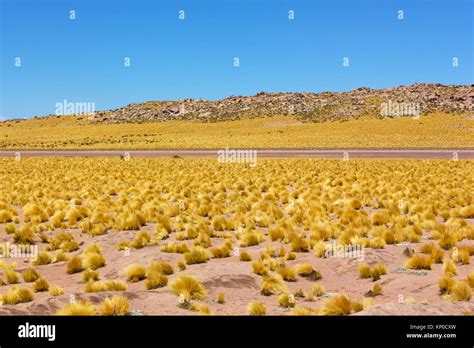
xmin=0 ymin=149 xmax=473 ymax=159
xmin=0 ymin=222 xmax=472 ymax=316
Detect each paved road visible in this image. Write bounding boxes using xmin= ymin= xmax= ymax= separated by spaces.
xmin=0 ymin=149 xmax=473 ymax=159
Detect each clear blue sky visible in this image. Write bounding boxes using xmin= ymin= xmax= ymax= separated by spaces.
xmin=0 ymin=0 xmax=472 ymax=119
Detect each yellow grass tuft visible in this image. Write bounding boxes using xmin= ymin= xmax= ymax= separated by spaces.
xmin=22 ymin=268 xmax=40 ymax=282
xmin=247 ymin=300 xmax=267 ymax=315
xmin=13 ymin=225 xmax=35 ymax=244
xmin=239 ymin=231 xmax=264 ymax=247
xmin=1 ymin=286 xmax=34 ymax=305
xmin=170 ymin=275 xmax=206 ymax=302
xmin=66 ymin=255 xmax=84 ymax=274
xmin=84 ymin=279 xmax=127 ymax=292
xmin=443 ymin=259 xmax=457 ymax=276
xmin=4 ymin=268 xmax=20 ymax=284
xmin=320 ymin=294 xmax=353 ymax=316
xmin=48 ymin=286 xmax=65 ymax=296
xmin=184 ymin=246 xmax=209 ymax=265
xmin=438 ymin=275 xmax=456 ymax=294
xmin=177 ymin=261 xmax=186 ymax=271
xmin=144 ymin=272 xmax=168 ymax=289
xmin=149 ymin=261 xmax=174 ymax=275
xmin=371 ymin=210 xmax=390 ymax=225
xmin=54 ymin=251 xmax=69 ymax=262
xmin=239 ymin=251 xmax=252 ymax=261
xmin=358 ymin=264 xmax=371 ymax=279
xmin=57 ymin=300 xmax=95 ymax=315
xmin=260 ymin=274 xmax=288 ymax=296
xmin=217 ymin=293 xmax=225 ymax=304
xmin=100 ymin=295 xmax=130 ymax=316
xmin=295 ymin=263 xmax=322 ymax=280
xmin=82 ymin=269 xmax=100 ymax=283
xmin=33 ymin=277 xmax=50 ymax=292
xmin=252 ymin=260 xmax=269 ymax=276
xmin=451 ymin=281 xmax=472 ymax=301
xmin=405 ymin=255 xmax=432 ymax=270
xmin=82 ymin=251 xmax=106 ymax=270
xmin=467 ymin=272 xmax=474 ymax=288
xmin=32 ymin=251 xmax=52 ymax=266
xmin=278 ymin=293 xmax=296 ymax=308
xmin=277 ymin=266 xmax=297 ymax=282
xmin=124 ymin=263 xmax=147 ymax=282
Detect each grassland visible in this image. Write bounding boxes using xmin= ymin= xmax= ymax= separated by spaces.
xmin=0 ymin=113 xmax=472 ymax=149
xmin=0 ymin=157 xmax=472 ymax=315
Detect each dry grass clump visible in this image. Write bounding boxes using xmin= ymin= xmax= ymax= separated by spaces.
xmin=358 ymin=263 xmax=372 ymax=279
xmin=161 ymin=242 xmax=190 ymax=254
xmin=290 ymin=237 xmax=310 ymax=252
xmin=260 ymin=274 xmax=288 ymax=296
xmin=467 ymin=272 xmax=474 ymax=288
xmin=247 ymin=300 xmax=267 ymax=315
xmin=130 ymin=231 xmax=151 ymax=249
xmin=319 ymin=294 xmax=362 ymax=316
xmin=252 ymin=260 xmax=269 ymax=276
xmin=48 ymin=232 xmax=79 ymax=252
xmin=12 ymin=224 xmax=35 ymax=244
xmin=419 ymin=242 xmax=445 ymax=263
xmin=295 ymin=263 xmax=322 ymax=280
xmin=149 ymin=261 xmax=174 ymax=275
xmin=5 ymin=223 xmax=16 ymax=234
xmin=4 ymin=268 xmax=20 ymax=284
xmin=124 ymin=263 xmax=147 ymax=282
xmin=57 ymin=300 xmax=95 ymax=315
xmin=438 ymin=275 xmax=456 ymax=294
xmin=177 ymin=261 xmax=186 ymax=271
xmin=210 ymin=242 xmax=232 ymax=259
xmin=170 ymin=275 xmax=206 ymax=303
xmin=82 ymin=245 xmax=106 ymax=270
xmin=32 ymin=251 xmax=52 ymax=266
xmin=48 ymin=286 xmax=65 ymax=296
xmin=239 ymin=251 xmax=252 ymax=261
xmin=405 ymin=254 xmax=432 ymax=270
xmin=277 ymin=266 xmax=297 ymax=282
xmin=278 ymin=293 xmax=296 ymax=308
xmin=358 ymin=263 xmax=387 ymax=281
xmin=84 ymin=279 xmax=127 ymax=292
xmin=452 ymin=247 xmax=470 ymax=265
xmin=100 ymin=295 xmax=130 ymax=316
xmin=144 ymin=264 xmax=169 ymax=289
xmin=306 ymin=284 xmax=325 ymax=301
xmin=217 ymin=293 xmax=225 ymax=304
xmin=144 ymin=273 xmax=168 ymax=289
xmin=33 ymin=277 xmax=50 ymax=292
xmin=22 ymin=268 xmax=40 ymax=282
xmin=1 ymin=286 xmax=34 ymax=305
xmin=239 ymin=231 xmax=265 ymax=247
xmin=366 ymin=283 xmax=382 ymax=297
xmin=82 ymin=269 xmax=100 ymax=283
xmin=443 ymin=259 xmax=457 ymax=276
xmin=184 ymin=246 xmax=209 ymax=265
xmin=371 ymin=210 xmax=390 ymax=225
xmin=54 ymin=251 xmax=69 ymax=262
xmin=450 ymin=281 xmax=472 ymax=301
xmin=66 ymin=255 xmax=84 ymax=274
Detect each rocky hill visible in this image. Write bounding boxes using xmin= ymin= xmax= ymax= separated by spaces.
xmin=88 ymin=83 xmax=474 ymax=124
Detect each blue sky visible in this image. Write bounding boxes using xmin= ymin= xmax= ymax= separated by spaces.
xmin=0 ymin=0 xmax=472 ymax=119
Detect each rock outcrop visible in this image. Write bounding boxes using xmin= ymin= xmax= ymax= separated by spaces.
xmin=88 ymin=83 xmax=474 ymax=124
